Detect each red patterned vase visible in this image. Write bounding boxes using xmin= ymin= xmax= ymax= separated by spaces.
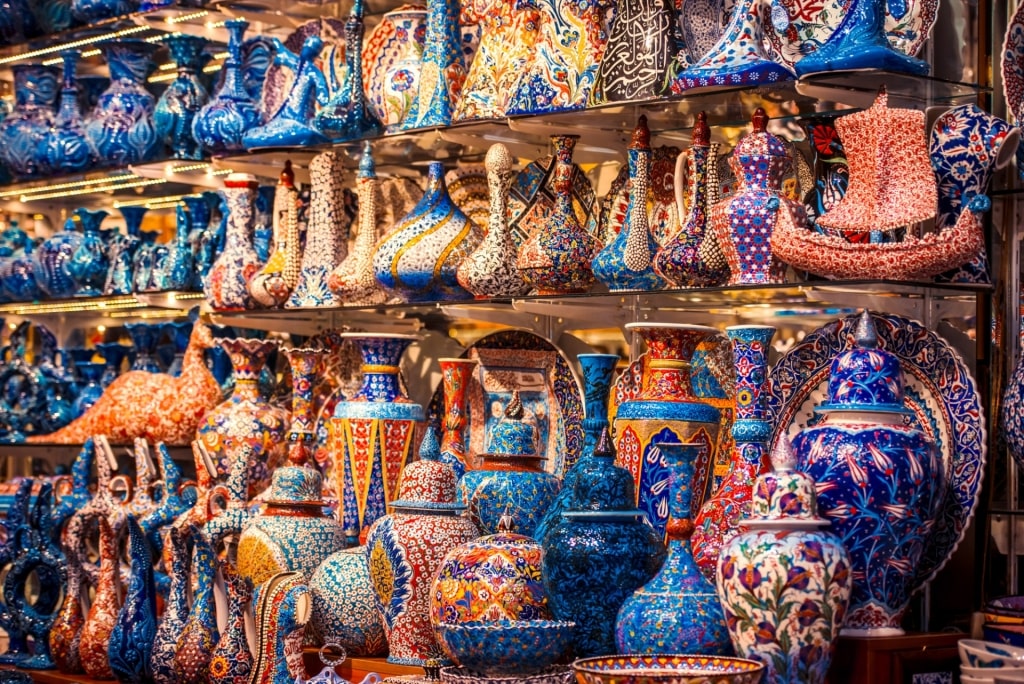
xmin=437 ymin=358 xmax=477 ymax=480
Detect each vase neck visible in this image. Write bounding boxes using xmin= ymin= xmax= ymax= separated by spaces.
xmin=55 ymin=88 xmax=82 ymax=125
xmin=352 ymin=336 xmax=414 ymax=402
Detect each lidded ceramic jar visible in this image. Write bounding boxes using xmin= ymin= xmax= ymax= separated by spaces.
xmin=717 ymin=438 xmax=852 ymax=684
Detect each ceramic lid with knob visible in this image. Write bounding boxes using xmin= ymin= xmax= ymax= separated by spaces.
xmin=485 ymin=391 xmax=540 ymax=457
xmin=743 ymin=437 xmax=830 ymax=530
xmin=390 ymin=426 xmax=466 ymax=511
xmin=733 ymin=108 xmax=789 ymax=159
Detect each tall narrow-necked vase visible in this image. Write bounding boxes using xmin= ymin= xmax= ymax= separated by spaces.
xmin=173 ymin=529 xmax=220 ymax=684
xmin=86 ymin=41 xmax=160 ymax=166
xmin=437 ymin=358 xmax=477 ymax=480
xmin=33 ymin=219 xmax=83 ymax=298
xmin=692 ymin=325 xmax=775 ymax=580
xmin=192 ymin=20 xmax=262 ymax=155
xmin=154 ymin=34 xmax=210 ymax=160
xmin=67 ymin=208 xmax=110 ymax=297
xmin=251 ymin=161 xmax=302 ymax=307
xmin=126 ymin=322 xmax=162 ymax=372
xmin=333 ymin=333 xmax=423 ymax=543
xmin=132 ymin=230 xmax=160 ymax=293
xmin=108 ymin=516 xmax=157 ymax=684
xmin=104 ymin=208 xmax=144 ymax=295
xmin=208 ymin=561 xmax=254 ymax=684
xmin=0 ymin=63 xmax=58 ymax=179
xmin=315 ymin=0 xmax=379 ymax=140
xmin=614 ymin=323 xmax=721 ymax=538
xmin=45 ymin=50 xmax=94 ymax=174
xmin=206 ymin=173 xmax=261 ymax=310
xmin=616 ymin=440 xmax=732 ymax=655
xmin=330 ymin=143 xmax=388 ymax=305
xmin=151 ymin=527 xmax=190 ymax=684
xmin=402 ymin=0 xmax=464 ymax=129
xmin=372 ymin=161 xmax=482 ymax=302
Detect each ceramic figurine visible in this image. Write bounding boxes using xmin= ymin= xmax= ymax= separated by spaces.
xmin=206 ymin=174 xmax=262 ymax=310
xmin=613 ymin=323 xmax=721 ymax=538
xmin=670 ymin=0 xmax=793 ymax=92
xmin=315 ymin=0 xmax=379 ymax=140
xmin=708 ymin=108 xmax=806 ymax=285
xmin=196 ymin=337 xmax=288 ymax=497
xmin=692 ymin=326 xmax=775 ymax=580
xmin=154 ymin=34 xmax=210 ymax=160
xmin=615 ymin=441 xmax=732 ymax=655
xmin=0 ymin=63 xmax=58 ymax=178
xmin=930 ymin=105 xmax=1019 ymax=283
xmin=208 ymin=561 xmax=255 ymax=684
xmin=193 ymin=20 xmax=262 ymax=155
xmin=365 ymin=8 xmax=427 ymax=131
xmin=794 ymin=0 xmax=929 ymax=77
xmin=591 ymin=0 xmax=678 ymax=104
xmin=243 ymin=36 xmax=330 ymax=149
xmin=108 ymin=517 xmax=157 ymax=684
xmin=150 ymin=527 xmax=193 ymax=675
xmin=592 ymin=117 xmax=666 ymax=291
xmin=174 ymin=529 xmax=220 ymax=684
xmin=287 ymin=151 xmax=351 ymax=308
xmin=67 ymin=208 xmax=110 ymax=297
xmin=403 ymin=0 xmax=464 ymax=129
xmin=334 ymin=333 xmax=423 ymax=541
xmin=250 ymin=572 xmax=311 ymax=684
xmin=329 ymin=143 xmax=389 ymax=305
xmin=457 ymin=143 xmax=531 ymax=298
xmin=45 ymin=50 xmax=94 ymax=173
xmin=237 ymin=348 xmax=344 ymax=584
xmin=458 ymin=393 xmax=561 ymax=537
xmin=85 ymin=41 xmax=160 ymax=166
xmin=79 ymin=516 xmax=121 ymax=679
xmin=517 ymin=135 xmax=602 ymax=293
xmin=365 ymin=434 xmax=480 ymax=665
xmin=32 ymin=218 xmax=83 ymax=299
xmin=655 ymin=112 xmax=727 ymax=287
xmin=310 ymin=547 xmax=387 ymax=656
xmin=791 ymin=311 xmax=943 ymax=635
xmin=436 ymin=358 xmax=477 ymax=480
xmin=373 ymin=161 xmax=482 ymax=302
xmin=542 ymin=430 xmax=666 ymax=657
xmin=251 ymin=161 xmax=301 ymax=307
xmin=507 ymin=0 xmax=611 ymax=115
xmin=717 ymin=439 xmax=852 ymax=684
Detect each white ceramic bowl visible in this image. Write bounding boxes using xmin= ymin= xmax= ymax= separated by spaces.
xmin=965 ymin=665 xmax=1024 ymax=677
xmin=962 ymin=675 xmax=994 ymax=684
xmin=960 ymin=640 xmax=1024 ymax=668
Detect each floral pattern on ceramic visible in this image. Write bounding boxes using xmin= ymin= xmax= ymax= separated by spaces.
xmin=614 ymin=323 xmax=721 ymax=538
xmin=592 ymin=116 xmax=665 ymax=292
xmin=310 ymin=547 xmax=386 ymax=656
xmin=692 ymin=325 xmax=774 ymax=581
xmin=0 ymin=480 xmax=37 ymax=664
xmin=334 ymin=334 xmax=423 ymax=541
xmin=506 ymin=0 xmax=612 ymax=115
xmin=288 ymin=151 xmax=351 ymax=308
xmin=150 ymin=526 xmax=190 ymax=684
xmin=717 ymin=439 xmax=852 ymax=684
xmin=403 ymin=0 xmax=464 ymax=129
xmin=45 ymin=50 xmax=94 ymax=174
xmin=437 ymin=358 xmax=477 ymax=480
xmin=108 ymin=516 xmax=157 ymax=683
xmin=79 ymin=515 xmax=121 ymax=679
xmin=50 ymin=524 xmax=86 ymax=674
xmin=193 ymin=20 xmax=262 ymax=155
xmin=0 ymin=63 xmax=58 ymax=178
xmin=365 ymin=437 xmax=480 ymax=665
xmin=86 ymin=41 xmax=159 ymax=166
xmin=435 ymin=619 xmax=574 ymax=676
xmin=363 ymin=7 xmax=427 ymax=131
xmin=154 ymin=34 xmax=209 ymax=160
xmin=790 ymin=311 xmax=944 ymax=636
xmin=457 ymin=143 xmax=531 ymax=298
xmin=208 ymin=561 xmax=255 ymax=684
xmin=590 ymin=0 xmax=677 ymax=104
xmin=517 ymin=135 xmax=602 ymax=294
xmin=251 ymin=571 xmax=310 ymax=684
xmin=206 ymin=174 xmax=262 ymax=311
xmin=572 ymin=654 xmax=764 ymax=684
xmin=373 ymin=161 xmax=481 ymax=302
xmin=173 ymin=529 xmax=220 ymax=684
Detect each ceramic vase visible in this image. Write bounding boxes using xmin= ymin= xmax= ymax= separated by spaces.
xmin=692 ymin=325 xmax=775 ymax=580
xmin=250 ymin=572 xmax=310 ymax=684
xmin=49 ymin=533 xmax=85 ymax=674
xmin=206 ymin=173 xmax=262 ymax=310
xmin=615 ymin=441 xmax=732 ymax=655
xmin=86 ymin=41 xmax=159 ymax=166
xmin=717 ymin=440 xmax=852 ymax=684
xmin=3 ymin=240 xmax=41 ymax=302
xmin=0 ymin=481 xmax=36 ymax=663
xmin=72 ymin=361 xmax=104 ymax=418
xmin=67 ymin=208 xmax=110 ymax=297
xmin=197 ymin=337 xmax=288 ymax=498
xmin=457 ymin=143 xmax=531 ymax=298
xmin=931 ymin=105 xmax=1020 ymax=283
xmin=237 ymin=348 xmax=345 ymax=585
xmin=366 ymin=8 xmax=427 ymax=131
xmin=517 ymin=135 xmax=602 ymax=294
xmin=671 ymin=0 xmax=793 ymax=92
xmin=45 ymin=50 xmax=94 ymax=174
xmin=403 ymin=0 xmax=464 ymax=129
xmin=154 ymin=205 xmax=193 ymax=292
xmin=253 ymin=185 xmax=275 ymax=264
xmin=71 ymin=0 xmax=132 ymax=22
xmin=365 ymin=435 xmax=480 ymax=665
xmin=188 ymin=192 xmax=221 ymax=291
xmin=709 ymin=109 xmax=807 ymax=285
xmin=104 ymin=208 xmax=145 ymax=296
xmin=208 ymin=561 xmax=255 ymax=684
xmin=287 ymin=151 xmax=350 ymax=308
xmin=108 ymin=517 xmax=157 ymax=684
xmin=591 ymin=0 xmax=677 ymax=104
xmin=193 ymin=19 xmax=262 ymax=155
xmin=0 ymin=63 xmax=58 ymax=179
xmin=437 ymin=358 xmax=477 ymax=480
xmin=655 ymin=112 xmax=727 ymax=287
xmin=96 ymin=342 xmax=129 ymax=387
xmin=329 ymin=142 xmax=388 ymax=305
xmin=33 ymin=218 xmax=83 ymax=298
xmin=315 ymin=0 xmax=379 ymax=140
xmin=251 ymin=161 xmax=302 ymax=307
xmin=154 ymin=34 xmax=210 ymax=160
xmin=791 ymin=311 xmax=944 ymax=635
xmin=542 ymin=430 xmax=666 ymax=657
xmin=592 ymin=116 xmax=666 ymax=291
xmin=613 ymin=323 xmax=721 ymax=538
xmin=79 ymin=516 xmax=120 ymax=679
xmin=125 ymin=322 xmax=161 ymax=372
xmin=1003 ymin=311 xmax=1024 ymax=473
xmin=373 ymin=161 xmax=481 ymax=302
xmin=174 ymin=529 xmax=220 ymax=684
xmin=333 ymin=333 xmax=423 ymax=541
xmin=132 ymin=230 xmax=160 ymax=293
xmin=310 ymin=547 xmax=386 ymax=655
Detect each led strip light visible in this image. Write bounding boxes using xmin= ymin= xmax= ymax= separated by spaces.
xmin=0 ymin=173 xmax=136 ymax=199
xmin=0 ymin=25 xmax=151 ymax=65
xmin=19 ymin=178 xmax=167 ymax=202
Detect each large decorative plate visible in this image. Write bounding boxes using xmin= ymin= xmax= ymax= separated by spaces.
xmin=1002 ymin=2 xmax=1024 ymax=122
xmin=765 ymin=311 xmax=985 ymax=591
xmin=763 ymin=0 xmax=940 ymax=71
xmin=261 ymin=18 xmax=347 ymax=123
xmin=426 ymin=330 xmax=584 ymax=477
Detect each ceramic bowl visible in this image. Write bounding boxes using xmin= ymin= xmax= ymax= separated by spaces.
xmin=964 ymin=665 xmax=1024 ymax=677
xmin=959 ymin=640 xmax=1024 ymax=668
xmin=571 ymin=655 xmax=765 ymax=684
xmin=987 ymin=614 xmax=1024 ymax=626
xmin=436 ymin=620 xmax=575 ymax=676
xmin=986 ymin=625 xmax=1024 ymax=648
xmin=440 ymin=666 xmax=574 ymax=684
xmin=961 ymin=676 xmax=993 ymax=684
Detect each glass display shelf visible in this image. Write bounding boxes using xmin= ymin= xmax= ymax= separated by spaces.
xmin=0 ymin=290 xmax=203 ymax=321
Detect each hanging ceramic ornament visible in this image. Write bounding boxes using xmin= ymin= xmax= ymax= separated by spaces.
xmin=590 ymin=0 xmax=679 ymax=104
xmin=592 ymin=116 xmax=666 ymax=291
xmin=250 ymin=161 xmax=301 ymax=307
xmin=402 ymin=0 xmax=464 ymax=129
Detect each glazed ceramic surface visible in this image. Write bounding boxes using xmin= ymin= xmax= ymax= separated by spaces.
xmin=0 ymin=64 xmax=58 ymax=178
xmin=173 ymin=529 xmax=220 ymax=684
xmin=572 ymin=655 xmax=764 ymax=684
xmin=206 ymin=174 xmax=262 ymax=310
xmin=251 ymin=162 xmax=301 ymax=307
xmin=45 ymin=51 xmax=94 ymax=174
xmin=193 ymin=20 xmax=262 ymax=155
xmin=208 ymin=560 xmax=254 ymax=684
xmin=67 ymin=208 xmax=109 ymax=297
xmin=314 ymin=1 xmax=380 ymax=141
xmin=33 ymin=219 xmax=82 ymax=298
xmin=363 ymin=7 xmax=427 ymax=130
xmin=310 ymin=546 xmax=386 ymax=655
xmin=79 ymin=515 xmax=120 ymax=679
xmin=591 ymin=0 xmax=676 ymax=104
xmin=403 ymin=0 xmax=464 ymax=129
xmin=436 ymin=358 xmax=477 ymax=480
xmin=85 ymin=41 xmax=159 ymax=166
xmin=108 ymin=517 xmax=157 ymax=683
xmin=435 ymin=620 xmax=574 ymax=676
xmin=105 ymin=209 xmax=144 ymax=296
xmin=250 ymin=571 xmax=310 ymax=684
xmin=154 ymin=34 xmax=209 ymax=160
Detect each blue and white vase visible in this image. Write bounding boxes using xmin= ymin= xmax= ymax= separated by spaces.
xmin=193 ymin=19 xmax=261 ymax=155
xmin=33 ymin=219 xmax=82 ymax=298
xmin=97 ymin=342 xmax=129 ymax=387
xmin=67 ymin=208 xmax=110 ymax=297
xmin=314 ymin=0 xmax=379 ymax=140
xmin=151 ymin=203 xmax=193 ymax=291
xmin=125 ymin=322 xmax=162 ymax=373
xmin=206 ymin=174 xmax=261 ymax=310
xmin=183 ymin=194 xmax=214 ymax=290
xmin=4 ymin=240 xmax=42 ymax=302
xmin=45 ymin=51 xmax=94 ymax=174
xmin=132 ymin=230 xmax=160 ymax=293
xmin=163 ymin=321 xmax=193 ymax=377
xmin=154 ymin=34 xmax=209 ymax=160
xmin=0 ymin=63 xmax=58 ymax=179
xmin=402 ymin=0 xmax=463 ymax=129
xmin=791 ymin=311 xmax=944 ymax=636
xmin=86 ymin=41 xmax=160 ymax=166
xmin=108 ymin=516 xmax=157 ymax=684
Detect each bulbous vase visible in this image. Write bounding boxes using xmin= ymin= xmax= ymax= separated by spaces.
xmin=310 ymin=547 xmax=387 ymax=655
xmin=67 ymin=208 xmax=110 ymax=297
xmin=45 ymin=50 xmax=94 ymax=174
xmin=33 ymin=219 xmax=82 ymax=298
xmin=193 ymin=19 xmax=261 ymax=155
xmin=0 ymin=63 xmax=59 ymax=179
xmin=85 ymin=41 xmax=160 ymax=166
xmin=154 ymin=34 xmax=210 ymax=160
